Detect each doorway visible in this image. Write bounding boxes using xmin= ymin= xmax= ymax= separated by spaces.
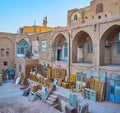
xmin=57 ymin=49 xmax=62 ymax=61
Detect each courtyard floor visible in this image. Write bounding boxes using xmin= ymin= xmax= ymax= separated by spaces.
xmin=0 ymin=82 xmax=120 ymax=113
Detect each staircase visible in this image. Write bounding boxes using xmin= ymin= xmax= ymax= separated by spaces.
xmin=46 ymin=91 xmax=59 ymax=106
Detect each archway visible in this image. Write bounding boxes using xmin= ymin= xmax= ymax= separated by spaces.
xmin=100 ymin=25 xmax=120 ymax=65
xmin=72 ymin=31 xmax=93 ymax=63
xmin=53 ymin=34 xmax=68 ymax=61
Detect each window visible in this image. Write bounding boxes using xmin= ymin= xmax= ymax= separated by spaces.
xmin=71 ymin=12 xmax=80 ymax=22
xmin=21 ymin=47 xmax=24 ymax=54
xmin=96 ymin=3 xmax=103 ymax=13
xmin=32 ymin=41 xmax=38 ymax=53
xmin=112 ymin=32 xmax=120 ymax=54
xmin=57 ymin=49 xmax=62 ymax=61
xmin=18 ymin=64 xmax=22 ymax=72
xmin=1 ymin=48 xmax=4 ymax=56
xmin=42 ymin=40 xmax=46 ymax=51
xmin=6 ymin=51 xmax=9 ymax=56
xmin=64 ymin=42 xmax=68 ymax=57
xmin=117 ymin=42 xmax=120 ymax=54
xmin=17 ymin=39 xmax=29 ymax=56
xmin=119 ymin=33 xmax=120 ymax=41
xmin=76 ymin=72 xmax=87 ymax=82
xmin=74 ymin=14 xmax=78 ymax=21
xmin=4 ymin=61 xmax=7 ymax=66
xmin=6 ymin=48 xmax=10 ymax=56
xmin=87 ymin=42 xmax=93 ymax=53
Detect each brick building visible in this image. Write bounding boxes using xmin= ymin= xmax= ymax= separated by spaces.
xmin=0 ymin=32 xmax=16 ymax=73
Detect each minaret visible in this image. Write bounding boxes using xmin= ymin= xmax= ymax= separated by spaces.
xmin=43 ymin=16 xmax=48 ymax=27
xmin=33 ymin=20 xmax=36 ymax=32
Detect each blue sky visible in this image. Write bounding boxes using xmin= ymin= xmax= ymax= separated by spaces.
xmin=0 ymin=0 xmax=91 ymax=33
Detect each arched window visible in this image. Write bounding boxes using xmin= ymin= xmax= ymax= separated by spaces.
xmin=17 ymin=39 xmax=30 ymax=57
xmin=74 ymin=14 xmax=78 ymax=21
xmin=71 ymin=12 xmax=80 ymax=22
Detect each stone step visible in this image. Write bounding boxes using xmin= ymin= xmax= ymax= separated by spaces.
xmin=52 ymin=91 xmax=58 ymax=95
xmin=46 ymin=100 xmax=54 ymax=106
xmin=49 ymin=94 xmax=58 ymax=99
xmin=51 ymin=91 xmax=60 ymax=96
xmin=48 ymin=97 xmax=56 ymax=102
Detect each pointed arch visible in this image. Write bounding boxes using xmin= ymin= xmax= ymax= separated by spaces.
xmin=72 ymin=30 xmax=93 ymax=63
xmin=17 ymin=39 xmax=29 ymax=46
xmin=100 ymin=25 xmax=120 ymax=65
xmin=53 ymin=33 xmax=68 ymax=61
xmin=17 ymin=39 xmax=30 ymax=57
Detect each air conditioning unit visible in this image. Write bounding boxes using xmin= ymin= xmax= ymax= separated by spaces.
xmin=76 ymin=81 xmax=81 ymax=89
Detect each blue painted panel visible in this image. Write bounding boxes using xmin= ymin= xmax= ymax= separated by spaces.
xmin=115 ymin=96 xmax=120 ymax=103
xmin=69 ymin=94 xmax=78 ymax=108
xmin=109 ymin=94 xmax=115 ymax=101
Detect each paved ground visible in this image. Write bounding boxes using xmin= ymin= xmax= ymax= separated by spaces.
xmin=0 ymin=82 xmax=61 ymax=113
xmin=0 ymin=82 xmax=120 ymax=113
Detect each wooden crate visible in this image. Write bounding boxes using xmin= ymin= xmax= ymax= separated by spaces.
xmin=62 ymin=82 xmax=69 ymax=88
xmin=29 ymin=75 xmax=40 ymax=82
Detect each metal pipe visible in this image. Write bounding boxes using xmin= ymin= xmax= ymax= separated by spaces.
xmin=68 ymin=31 xmax=71 ymax=84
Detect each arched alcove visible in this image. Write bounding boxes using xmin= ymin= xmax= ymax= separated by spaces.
xmin=53 ymin=34 xmax=68 ymax=61
xmin=100 ymin=25 xmax=120 ymax=65
xmin=72 ymin=30 xmax=93 ymax=64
